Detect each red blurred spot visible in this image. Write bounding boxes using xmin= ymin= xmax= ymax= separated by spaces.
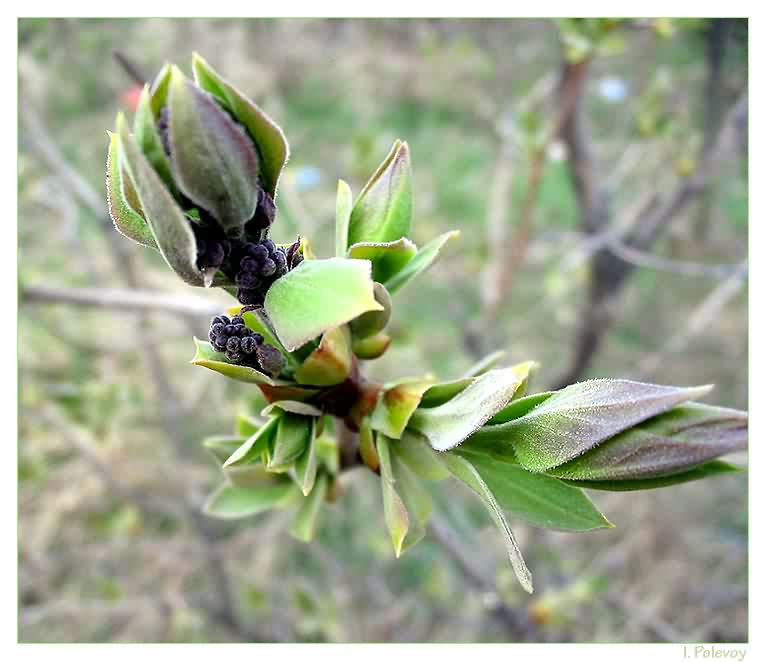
xmin=120 ymin=84 xmax=143 ymax=112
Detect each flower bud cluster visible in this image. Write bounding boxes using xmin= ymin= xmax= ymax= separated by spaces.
xmin=208 ymin=314 xmax=285 ymax=376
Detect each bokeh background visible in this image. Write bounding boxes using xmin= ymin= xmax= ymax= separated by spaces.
xmin=18 ymin=18 xmax=748 ymax=643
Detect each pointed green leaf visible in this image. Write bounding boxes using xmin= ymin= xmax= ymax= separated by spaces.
xmin=268 ymin=413 xmax=312 ymax=471
xmin=377 ymin=435 xmax=430 ymax=557
xmin=439 ymin=452 xmax=533 ymax=593
xmin=116 ymin=114 xmax=203 ymax=285
xmin=371 ymin=378 xmax=436 ymax=439
xmin=292 ymin=419 xmax=319 ymax=496
xmin=202 ymin=435 xmax=246 ymax=464
xmin=455 ymin=449 xmax=613 ymax=531
xmin=290 ymin=473 xmax=328 ymax=542
xmin=203 ymin=482 xmax=298 ymax=519
xmin=409 ymin=363 xmax=535 ymax=452
xmin=564 ymin=460 xmax=743 ymax=491
xmin=335 ymin=179 xmax=353 ymax=257
xmin=265 ymin=258 xmax=383 ymax=351
xmin=469 ymin=380 xmax=714 ymax=473
xmin=348 ymin=238 xmax=417 ymax=284
xmin=148 ymin=64 xmax=171 ymax=116
xmin=168 ymin=66 xmax=260 ymax=233
xmin=546 ymin=403 xmax=747 ymax=481
xmin=384 ymin=230 xmax=460 ymax=294
xmin=133 ymin=85 xmax=175 ymax=192
xmin=190 ymin=338 xmax=276 ymax=385
xmin=295 ymin=326 xmax=353 ymax=386
xmin=393 ymin=431 xmax=450 ymax=481
xmin=316 ymin=434 xmax=340 ymax=475
xmin=193 ymin=53 xmax=289 ymax=197
xmin=226 ymin=463 xmax=283 ymax=488
xmin=106 ymin=131 xmax=157 ymax=249
xmin=224 ymin=415 xmax=281 ymax=468
xmin=348 ymin=140 xmax=413 ymax=246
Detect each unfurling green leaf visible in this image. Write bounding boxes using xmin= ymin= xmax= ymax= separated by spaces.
xmin=265 ymin=258 xmax=383 ymax=351
xmin=168 ymin=66 xmax=260 ymax=234
xmin=384 ymin=230 xmax=460 ymax=294
xmin=439 ymin=452 xmax=533 ymax=594
xmin=409 ymin=362 xmax=535 ymax=451
xmin=116 ymin=115 xmax=204 ymax=285
xmin=292 ymin=419 xmax=319 ymax=496
xmin=377 ymin=435 xmax=431 ymax=557
xmin=295 ymin=326 xmax=353 ymax=386
xmin=224 ymin=416 xmax=281 ymax=468
xmin=370 ymin=378 xmax=436 ymax=439
xmin=106 ymin=131 xmax=157 ymax=249
xmin=546 ymin=403 xmax=747 ymax=481
xmin=335 ymin=179 xmax=353 ymax=257
xmin=349 ymin=283 xmax=392 ymax=340
xmin=455 ymin=449 xmax=612 ymax=531
xmin=190 ymin=338 xmax=277 ymax=385
xmin=203 ymin=482 xmax=298 ymax=519
xmin=268 ymin=413 xmax=313 ymax=471
xmin=348 ymin=238 xmax=417 ymax=284
xmin=469 ymin=380 xmax=713 ymax=472
xmin=419 ymin=377 xmax=474 ymax=408
xmin=348 ymin=141 xmax=413 ymax=246
xmin=291 ymin=473 xmax=328 ymax=542
xmin=193 ymin=53 xmax=289 ymax=198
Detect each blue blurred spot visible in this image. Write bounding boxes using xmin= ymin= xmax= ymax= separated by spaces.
xmin=598 ymin=77 xmax=628 ymax=103
xmin=294 ymin=166 xmax=322 ymax=192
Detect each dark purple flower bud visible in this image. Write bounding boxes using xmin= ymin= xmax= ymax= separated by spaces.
xmin=213 ymin=335 xmax=228 ymax=351
xmin=237 ymin=288 xmax=264 ymax=306
xmin=273 ymin=249 xmax=287 ymax=269
xmin=236 ymin=271 xmax=260 ymax=289
xmin=240 ymin=335 xmax=258 ymax=354
xmin=224 ymin=324 xmax=237 ymax=335
xmin=262 ymin=239 xmax=276 ymax=254
xmin=226 ymin=336 xmax=241 ymax=353
xmin=231 ymin=315 xmax=244 ymax=326
xmin=256 ymin=344 xmax=286 ymax=377
xmin=240 ymin=257 xmax=258 ymax=272
xmin=213 ymin=315 xmax=230 ymax=326
xmin=260 ymin=259 xmax=276 ymax=277
xmin=226 ymin=350 xmax=242 ymax=362
xmin=211 ymin=323 xmax=224 ymax=336
xmin=206 ymin=242 xmax=225 ymax=267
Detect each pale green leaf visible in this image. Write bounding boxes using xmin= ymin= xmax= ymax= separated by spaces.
xmin=190 ymin=338 xmax=276 ymax=385
xmin=290 ymin=473 xmax=328 ymax=542
xmin=370 ymin=378 xmax=435 ymax=439
xmin=348 ymin=238 xmax=417 ymax=284
xmin=265 ymin=258 xmax=383 ymax=351
xmin=224 ymin=416 xmax=281 ymax=468
xmin=409 ymin=363 xmax=535 ymax=452
xmin=203 ymin=482 xmax=298 ymax=519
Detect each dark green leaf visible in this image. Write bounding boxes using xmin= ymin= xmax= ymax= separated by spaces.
xmin=455 ymin=449 xmax=613 ymax=531
xmin=348 ymin=238 xmax=417 ymax=284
